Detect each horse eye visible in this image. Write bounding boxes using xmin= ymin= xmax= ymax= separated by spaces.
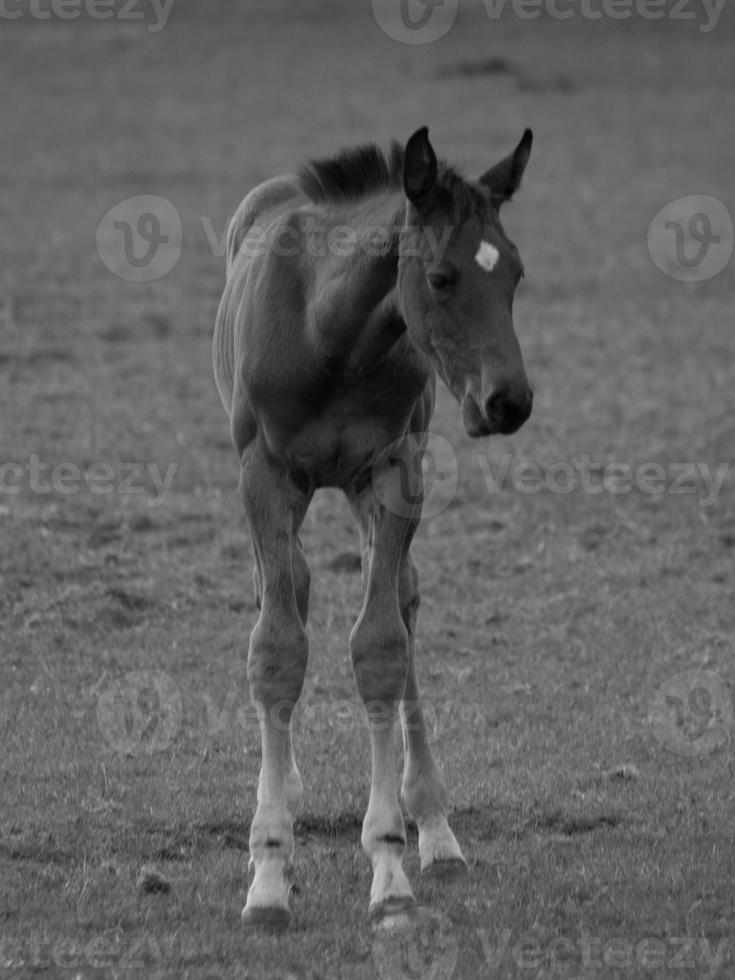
xmin=427 ymin=270 xmax=455 ymax=293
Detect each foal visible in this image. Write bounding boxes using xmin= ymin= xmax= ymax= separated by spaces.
xmin=213 ymin=127 xmax=533 ymax=929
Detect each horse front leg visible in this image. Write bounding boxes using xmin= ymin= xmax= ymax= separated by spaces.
xmin=399 ymin=558 xmax=467 ymax=878
xmin=348 ymin=447 xmax=420 ymax=923
xmin=239 ymin=446 xmax=311 ymax=931
xmin=253 ymin=540 xmax=310 ymax=818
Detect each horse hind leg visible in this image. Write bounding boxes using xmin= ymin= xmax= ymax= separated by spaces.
xmin=240 ymin=448 xmax=311 ymax=932
xmin=399 ymin=557 xmax=468 ymax=879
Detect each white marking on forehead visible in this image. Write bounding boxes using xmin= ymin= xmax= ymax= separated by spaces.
xmin=475 ymin=240 xmax=500 ymax=273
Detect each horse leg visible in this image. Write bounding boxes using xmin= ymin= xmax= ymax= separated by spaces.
xmin=399 ymin=553 xmax=467 ymax=877
xmin=240 ymin=446 xmax=311 ymax=930
xmin=347 ymin=452 xmax=419 ymax=922
xmin=284 ymin=539 xmax=309 ymax=812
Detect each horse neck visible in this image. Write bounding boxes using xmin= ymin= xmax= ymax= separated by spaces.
xmin=314 ymin=191 xmax=407 ymax=367
xmin=344 ymin=190 xmax=405 ymax=295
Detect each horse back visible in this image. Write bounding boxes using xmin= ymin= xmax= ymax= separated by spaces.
xmin=213 ymin=176 xmax=312 ymax=439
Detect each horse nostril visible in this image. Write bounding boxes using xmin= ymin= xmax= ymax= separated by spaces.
xmin=485 ymin=386 xmax=533 ymax=434
xmin=485 ymin=387 xmax=511 ymax=427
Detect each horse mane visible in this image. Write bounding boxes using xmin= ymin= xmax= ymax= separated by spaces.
xmin=298 ymin=141 xmax=404 ymax=203
xmin=298 ymin=139 xmax=490 ymax=222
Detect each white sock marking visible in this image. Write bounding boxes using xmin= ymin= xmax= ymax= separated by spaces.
xmin=475 ymin=240 xmax=500 ymax=273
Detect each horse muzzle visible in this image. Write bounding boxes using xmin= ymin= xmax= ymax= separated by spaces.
xmin=462 ymin=385 xmax=533 ymax=437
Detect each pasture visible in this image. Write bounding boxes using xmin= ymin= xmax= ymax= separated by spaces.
xmin=1 ymin=2 xmax=734 ymax=977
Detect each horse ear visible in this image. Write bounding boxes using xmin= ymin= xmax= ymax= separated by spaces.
xmin=403 ymin=126 xmax=437 ymax=209
xmin=480 ymin=129 xmax=533 ymax=207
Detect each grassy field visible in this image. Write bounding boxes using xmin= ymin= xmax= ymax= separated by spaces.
xmin=1 ymin=2 xmax=734 ymax=978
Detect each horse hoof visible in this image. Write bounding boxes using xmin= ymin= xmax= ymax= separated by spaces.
xmin=422 ymin=858 xmax=469 ymax=881
xmin=241 ymin=905 xmax=292 ymax=934
xmin=369 ymin=895 xmax=417 ymax=927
